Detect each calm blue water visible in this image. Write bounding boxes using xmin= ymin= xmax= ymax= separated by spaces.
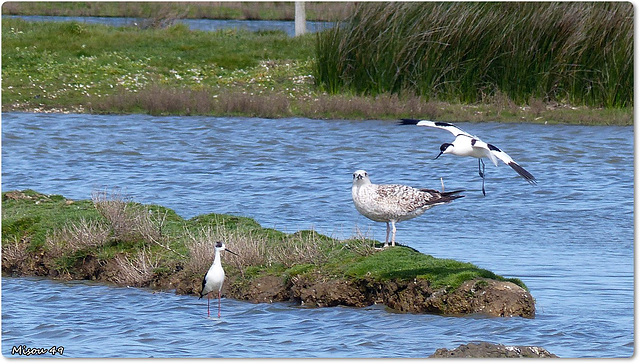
xmin=5 ymin=15 xmax=335 ymax=36
xmin=1 ymin=113 xmax=634 ymax=357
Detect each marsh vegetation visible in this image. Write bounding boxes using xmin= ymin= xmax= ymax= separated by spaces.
xmin=315 ymin=3 xmax=633 ymax=108
xmin=1 ymin=2 xmax=632 ymax=124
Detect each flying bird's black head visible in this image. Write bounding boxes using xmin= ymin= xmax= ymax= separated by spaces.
xmin=435 ymin=143 xmax=452 ymax=160
xmin=215 ymin=241 xmax=224 ymax=248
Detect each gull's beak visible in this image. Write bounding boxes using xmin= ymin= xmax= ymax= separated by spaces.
xmin=225 ymin=248 xmax=238 ymax=256
xmin=434 ymin=151 xmax=444 ymax=160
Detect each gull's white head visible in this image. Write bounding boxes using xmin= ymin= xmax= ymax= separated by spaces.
xmin=352 ymin=169 xmax=371 ymax=187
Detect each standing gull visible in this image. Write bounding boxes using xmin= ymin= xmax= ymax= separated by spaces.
xmin=351 ymin=170 xmax=464 ymax=247
xmin=199 ymin=241 xmax=238 ymax=318
xmin=399 ymin=119 xmax=537 ymax=195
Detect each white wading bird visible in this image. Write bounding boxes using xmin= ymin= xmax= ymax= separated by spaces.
xmin=351 ymin=170 xmax=464 ymax=247
xmin=200 ymin=241 xmax=238 ymax=318
xmin=400 ymin=119 xmax=537 ymax=195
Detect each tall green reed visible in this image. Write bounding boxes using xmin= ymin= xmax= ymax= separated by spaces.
xmin=315 ymin=2 xmax=632 ymax=108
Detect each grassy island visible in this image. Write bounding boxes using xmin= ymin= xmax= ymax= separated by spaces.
xmin=2 ymin=190 xmax=534 ymax=317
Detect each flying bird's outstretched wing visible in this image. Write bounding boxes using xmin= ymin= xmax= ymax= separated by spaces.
xmin=399 ymin=119 xmax=473 ymax=138
xmin=487 ymin=144 xmax=537 ymax=184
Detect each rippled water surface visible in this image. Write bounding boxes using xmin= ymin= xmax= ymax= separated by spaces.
xmin=1 ymin=113 xmax=634 ymax=357
xmin=6 ymin=15 xmax=334 ymax=36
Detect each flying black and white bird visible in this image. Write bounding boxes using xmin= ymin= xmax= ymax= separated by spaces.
xmin=399 ymin=119 xmax=537 ymax=195
xmin=199 ymin=241 xmax=238 ymax=318
xmin=351 ymin=170 xmax=464 ymax=247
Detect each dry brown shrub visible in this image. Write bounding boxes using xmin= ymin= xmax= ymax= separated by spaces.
xmin=2 ymin=237 xmax=31 ymax=271
xmin=136 ymin=86 xmax=195 ymax=115
xmin=92 ymin=189 xmax=164 ymax=243
xmin=184 ymin=227 xmax=219 ymax=276
xmin=184 ymin=224 xmax=379 ymax=278
xmin=270 ymin=231 xmax=341 ymax=268
xmin=92 ymin=189 xmax=134 ymax=240
xmin=92 ymin=188 xmax=185 ymax=260
xmin=299 ymin=93 xmax=442 ymax=120
xmin=487 ymin=90 xmax=520 ymax=115
xmin=45 ymin=218 xmax=111 ymax=257
xmin=138 ymin=5 xmax=188 ymax=29
xmin=215 ymin=92 xmax=291 ymax=118
xmin=528 ymin=97 xmax=548 ymax=117
xmin=91 ymin=86 xmax=215 ymax=115
xmin=112 ymin=247 xmax=161 ymax=286
xmin=184 ymin=225 xmax=268 ymax=278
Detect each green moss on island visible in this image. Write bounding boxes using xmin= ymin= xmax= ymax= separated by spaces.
xmin=2 ymin=190 xmax=533 ymax=317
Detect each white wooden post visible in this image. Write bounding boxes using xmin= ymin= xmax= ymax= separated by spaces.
xmin=295 ymin=1 xmax=307 ymax=36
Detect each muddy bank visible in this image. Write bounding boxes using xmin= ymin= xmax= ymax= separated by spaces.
xmin=192 ymin=272 xmax=534 ymax=318
xmin=430 ymin=342 xmax=558 ymax=358
xmin=3 ymin=246 xmax=535 ymax=318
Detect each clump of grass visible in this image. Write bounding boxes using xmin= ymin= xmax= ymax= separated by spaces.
xmin=271 ymin=230 xmax=343 ymax=268
xmin=112 ymin=247 xmax=161 ymax=287
xmin=45 ymin=217 xmax=111 ymax=257
xmin=91 ymin=189 xmax=184 ymax=258
xmin=342 ymin=228 xmax=378 ymax=257
xmin=92 ymin=189 xmax=139 ymax=242
xmin=1 ymin=236 xmax=31 ymax=272
xmin=315 ymin=2 xmax=633 ymax=108
xmin=184 ymin=224 xmax=269 ymax=279
xmin=183 ymin=225 xmax=350 ymax=279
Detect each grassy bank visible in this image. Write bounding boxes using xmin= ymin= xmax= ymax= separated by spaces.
xmin=316 ymin=3 xmax=633 ymax=108
xmin=2 ymin=189 xmax=526 ymax=293
xmin=1 ymin=17 xmax=631 ymax=124
xmin=2 ymin=2 xmax=355 ymax=22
